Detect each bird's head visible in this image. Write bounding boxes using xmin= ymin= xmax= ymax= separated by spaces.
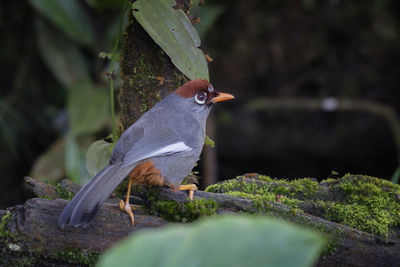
xmin=174 ymin=79 xmax=234 ymax=121
xmin=175 ymin=79 xmax=235 ymax=107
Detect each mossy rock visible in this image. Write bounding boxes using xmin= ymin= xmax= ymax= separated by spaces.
xmin=145 ymin=188 xmax=218 ymax=223
xmin=206 ymin=174 xmax=400 ymax=240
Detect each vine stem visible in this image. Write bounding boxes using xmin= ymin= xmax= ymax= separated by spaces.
xmin=110 ymin=2 xmax=128 ymax=140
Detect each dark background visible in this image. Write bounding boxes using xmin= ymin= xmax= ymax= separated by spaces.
xmin=1 ymin=0 xmax=400 ymax=209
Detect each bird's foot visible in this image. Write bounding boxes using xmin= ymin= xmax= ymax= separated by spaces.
xmin=179 ymin=184 xmax=198 ymax=200
xmin=119 ymin=199 xmax=134 ymax=226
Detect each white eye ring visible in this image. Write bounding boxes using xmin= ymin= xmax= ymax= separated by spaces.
xmin=195 ymin=92 xmax=207 ymax=105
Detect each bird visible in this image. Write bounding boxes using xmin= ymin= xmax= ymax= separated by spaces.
xmin=58 ymin=79 xmax=234 ymax=227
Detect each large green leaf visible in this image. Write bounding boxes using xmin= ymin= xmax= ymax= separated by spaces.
xmin=85 ymin=140 xmax=112 ymax=177
xmin=29 ymin=0 xmax=94 ymax=46
xmin=67 ymin=80 xmax=109 ymax=137
xmin=36 ymin=18 xmax=89 ymax=88
xmin=98 ymin=216 xmax=324 ymax=267
xmin=132 ymin=0 xmax=209 ymax=80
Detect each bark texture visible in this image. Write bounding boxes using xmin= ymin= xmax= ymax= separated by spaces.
xmin=118 ymin=9 xmax=186 ymax=130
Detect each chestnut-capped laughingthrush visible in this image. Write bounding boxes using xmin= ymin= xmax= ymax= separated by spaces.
xmin=58 ymin=79 xmax=234 ymax=227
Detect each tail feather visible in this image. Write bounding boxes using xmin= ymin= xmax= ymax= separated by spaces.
xmin=58 ymin=164 xmax=133 ymax=227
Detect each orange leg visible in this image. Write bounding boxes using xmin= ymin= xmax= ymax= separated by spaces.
xmin=179 ymin=184 xmax=198 ymax=200
xmin=119 ymin=173 xmax=134 ymax=226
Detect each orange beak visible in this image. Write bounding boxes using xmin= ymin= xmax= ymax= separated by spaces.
xmin=211 ymin=92 xmax=235 ymax=103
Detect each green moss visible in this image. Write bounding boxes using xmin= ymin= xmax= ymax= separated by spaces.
xmin=206 ymin=176 xmax=266 ymax=194
xmin=146 ymin=190 xmax=217 ymax=222
xmin=258 ymin=175 xmax=273 ymax=182
xmin=56 ymin=184 xmax=74 ymax=200
xmin=320 ymin=178 xmax=338 ymax=184
xmin=272 ymin=185 xmax=290 ymax=195
xmin=55 ymin=247 xmax=99 ymax=266
xmin=204 ymin=135 xmax=215 ymax=148
xmin=205 ymin=176 xmax=306 ymax=211
xmin=38 ymin=194 xmax=54 ymax=200
xmin=288 ymin=178 xmax=319 ymax=198
xmin=0 ymin=211 xmax=15 ymax=239
xmin=313 ymin=174 xmax=400 ymax=239
xmin=314 ymin=225 xmax=344 ymax=259
xmin=206 ymin=174 xmax=400 ymax=240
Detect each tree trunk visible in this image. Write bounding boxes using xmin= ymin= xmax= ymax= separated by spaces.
xmin=118 ymin=9 xmax=186 ymax=130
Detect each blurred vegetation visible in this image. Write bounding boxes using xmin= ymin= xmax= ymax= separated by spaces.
xmin=0 ymin=0 xmax=128 ymax=208
xmin=98 ymin=215 xmax=324 ymax=267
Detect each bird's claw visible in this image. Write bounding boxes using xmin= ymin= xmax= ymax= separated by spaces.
xmin=119 ymin=199 xmax=134 ymax=226
xmin=179 ymin=184 xmax=198 ymax=201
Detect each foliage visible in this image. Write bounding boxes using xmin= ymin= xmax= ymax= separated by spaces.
xmin=28 ymin=0 xmax=94 ymax=46
xmin=85 ymin=140 xmax=113 ymax=177
xmin=27 ymin=0 xmax=124 ymax=184
xmin=26 ymin=0 xmax=220 ymax=185
xmin=132 ymin=0 xmax=209 ymax=80
xmin=98 ymin=215 xmax=324 ymax=267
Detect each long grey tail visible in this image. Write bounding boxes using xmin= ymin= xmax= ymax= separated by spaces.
xmin=58 ymin=163 xmax=133 ymax=227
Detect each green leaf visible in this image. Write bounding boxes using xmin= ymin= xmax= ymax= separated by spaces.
xmin=132 ymin=0 xmax=209 ymax=80
xmin=67 ymin=80 xmax=109 ymax=137
xmin=65 ymin=135 xmax=90 ymax=185
xmin=35 ymin=18 xmax=89 ymax=88
xmin=85 ymin=140 xmax=112 ymax=177
xmin=28 ymin=0 xmax=94 ymax=46
xmin=98 ymin=215 xmax=324 ymax=267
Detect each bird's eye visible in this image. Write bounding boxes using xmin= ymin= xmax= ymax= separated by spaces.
xmin=195 ymin=92 xmax=207 ymax=105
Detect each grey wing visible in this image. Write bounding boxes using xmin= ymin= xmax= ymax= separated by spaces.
xmin=110 ymin=126 xmax=145 ymax=164
xmin=110 ymin=102 xmax=203 ymax=167
xmin=110 ymin=122 xmax=197 ymax=168
xmin=119 ymin=126 xmax=194 ymax=167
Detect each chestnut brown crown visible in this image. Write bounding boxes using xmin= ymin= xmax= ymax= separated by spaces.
xmin=175 ymin=79 xmax=235 ymax=105
xmin=176 ymin=79 xmax=214 ymax=96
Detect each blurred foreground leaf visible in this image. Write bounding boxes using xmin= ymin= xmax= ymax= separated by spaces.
xmin=29 ymin=0 xmax=94 ymax=46
xmin=98 ymin=215 xmax=324 ymax=267
xmin=86 ymin=140 xmax=112 ymax=177
xmin=132 ymin=0 xmax=209 ymax=80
